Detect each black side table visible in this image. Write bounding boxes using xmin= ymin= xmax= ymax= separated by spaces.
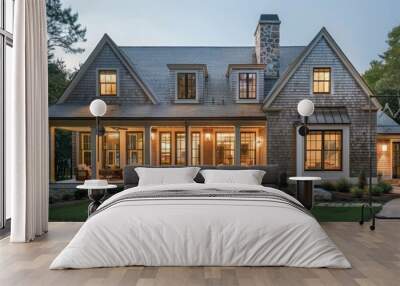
xmin=77 ymin=182 xmax=117 ymax=216
xmin=289 ymin=177 xmax=321 ymax=210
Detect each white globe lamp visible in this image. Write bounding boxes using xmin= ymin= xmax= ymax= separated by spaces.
xmin=89 ymin=99 xmax=107 ymax=117
xmin=297 ymin=99 xmax=314 ymax=117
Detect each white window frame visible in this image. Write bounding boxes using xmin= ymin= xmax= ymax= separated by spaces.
xmin=1 ymin=0 xmax=14 ymax=229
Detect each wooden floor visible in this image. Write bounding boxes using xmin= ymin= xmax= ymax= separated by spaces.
xmin=0 ymin=222 xmax=399 ymax=286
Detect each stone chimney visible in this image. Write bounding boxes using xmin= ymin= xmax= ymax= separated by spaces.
xmin=255 ymin=14 xmax=281 ymax=77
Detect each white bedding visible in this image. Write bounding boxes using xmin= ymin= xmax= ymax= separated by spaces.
xmin=50 ymin=183 xmax=351 ymax=269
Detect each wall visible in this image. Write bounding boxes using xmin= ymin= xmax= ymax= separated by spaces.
xmin=64 ymin=43 xmax=151 ymax=104
xmin=267 ymin=37 xmax=377 ymax=178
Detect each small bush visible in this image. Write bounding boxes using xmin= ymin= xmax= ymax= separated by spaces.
xmin=74 ymin=189 xmax=87 ymax=200
xmin=320 ymin=181 xmax=336 ymax=192
xmin=335 ymin=177 xmax=352 ymax=193
xmin=350 ymin=187 xmax=364 ymax=198
xmin=371 ymin=185 xmax=384 ymax=196
xmin=358 ymin=170 xmax=367 ymax=190
xmin=61 ymin=193 xmax=73 ymax=201
xmin=377 ymin=181 xmax=393 ymax=194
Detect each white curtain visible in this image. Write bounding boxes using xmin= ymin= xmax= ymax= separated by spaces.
xmin=7 ymin=0 xmax=49 ymax=242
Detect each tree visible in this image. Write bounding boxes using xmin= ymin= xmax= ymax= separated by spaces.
xmin=48 ymin=59 xmax=70 ymax=105
xmin=47 ymin=0 xmax=87 ymax=59
xmin=47 ymin=0 xmax=87 ymax=104
xmin=363 ymin=25 xmax=400 ymax=117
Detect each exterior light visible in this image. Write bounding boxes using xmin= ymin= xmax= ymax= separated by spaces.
xmin=90 ymin=99 xmax=107 ymax=117
xmin=297 ymin=99 xmax=314 ymax=117
xmin=205 ymin=133 xmax=211 ymax=141
xmin=381 ymin=144 xmax=388 ymax=152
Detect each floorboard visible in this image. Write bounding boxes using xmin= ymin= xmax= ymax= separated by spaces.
xmin=0 ymin=221 xmax=399 ymax=286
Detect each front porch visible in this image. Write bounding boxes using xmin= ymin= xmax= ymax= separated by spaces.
xmin=49 ymin=120 xmax=267 ymax=183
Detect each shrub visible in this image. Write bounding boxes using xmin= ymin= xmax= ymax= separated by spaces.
xmin=61 ymin=193 xmax=73 ymax=201
xmin=358 ymin=170 xmax=367 ymax=190
xmin=335 ymin=177 xmax=352 ymax=193
xmin=350 ymin=187 xmax=364 ymax=198
xmin=320 ymin=181 xmax=336 ymax=192
xmin=371 ymin=185 xmax=384 ymax=196
xmin=74 ymin=189 xmax=87 ymax=200
xmin=377 ymin=181 xmax=393 ymax=194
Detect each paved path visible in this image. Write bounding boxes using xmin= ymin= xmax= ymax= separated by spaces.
xmin=376 ymin=198 xmax=400 ymax=218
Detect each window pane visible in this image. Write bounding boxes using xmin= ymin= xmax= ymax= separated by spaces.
xmin=177 ymin=73 xmax=196 ymax=100
xmin=239 ymin=73 xmax=257 ymax=99
xmin=305 ymin=131 xmax=322 ymax=170
xmin=160 ymin=132 xmax=171 ymax=165
xmin=191 ymin=132 xmax=201 ymax=165
xmin=5 ymin=0 xmax=14 ymax=33
xmin=175 ymin=132 xmax=186 ymax=165
xmin=313 ymin=68 xmax=331 ymax=94
xmin=240 ymin=132 xmax=256 ymax=166
xmin=216 ymin=133 xmax=235 ymax=165
xmin=127 ymin=132 xmax=144 ymax=165
xmin=99 ymin=70 xmax=117 ymax=96
xmin=103 ymin=132 xmax=120 ymax=168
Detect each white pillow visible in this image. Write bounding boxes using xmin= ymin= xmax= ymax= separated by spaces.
xmin=200 ymin=169 xmax=266 ymax=185
xmin=135 ymin=167 xmax=201 ymax=186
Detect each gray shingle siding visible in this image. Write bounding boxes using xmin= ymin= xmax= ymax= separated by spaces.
xmin=266 ymin=37 xmax=376 ymax=177
xmin=65 ymin=44 xmax=151 ymax=104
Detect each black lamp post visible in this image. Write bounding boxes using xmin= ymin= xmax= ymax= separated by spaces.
xmin=89 ymin=99 xmax=107 ymax=178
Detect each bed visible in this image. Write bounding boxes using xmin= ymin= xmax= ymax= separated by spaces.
xmin=50 ymin=166 xmax=350 ymax=269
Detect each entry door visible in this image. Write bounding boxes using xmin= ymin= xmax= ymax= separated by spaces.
xmin=393 ymin=143 xmax=400 ymax=178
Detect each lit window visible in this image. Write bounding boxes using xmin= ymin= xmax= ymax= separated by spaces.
xmin=99 ymin=70 xmax=117 ymax=96
xmin=239 ymin=73 xmax=257 ymax=99
xmin=160 ymin=132 xmax=171 ymax=165
xmin=177 ymin=73 xmax=196 ymax=99
xmin=191 ymin=132 xmax=201 ymax=165
xmin=103 ymin=132 xmax=120 ymax=168
xmin=240 ymin=132 xmax=256 ymax=166
xmin=313 ymin=67 xmax=331 ymax=94
xmin=175 ymin=132 xmax=186 ymax=165
xmin=127 ymin=132 xmax=143 ymax=165
xmin=216 ymin=133 xmax=235 ymax=165
xmin=305 ymin=130 xmax=342 ymax=170
xmin=79 ymin=133 xmax=92 ymax=167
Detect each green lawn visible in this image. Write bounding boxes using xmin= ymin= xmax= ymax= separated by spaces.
xmin=49 ymin=200 xmax=89 ymax=222
xmin=49 ymin=200 xmax=382 ymax=222
xmin=311 ymin=206 xmax=382 ymax=222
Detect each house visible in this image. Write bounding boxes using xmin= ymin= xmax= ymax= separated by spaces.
xmin=49 ymin=14 xmax=380 ymax=183
xmin=377 ymin=110 xmax=400 ymax=179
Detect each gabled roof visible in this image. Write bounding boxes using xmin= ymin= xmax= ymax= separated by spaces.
xmin=57 ymin=34 xmax=159 ymax=104
xmin=377 ymin=111 xmax=400 ymax=134
xmin=262 ymin=27 xmax=381 ymax=110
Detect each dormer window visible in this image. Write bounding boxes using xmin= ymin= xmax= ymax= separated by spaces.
xmin=239 ymin=73 xmax=257 ymax=99
xmin=177 ymin=73 xmax=196 ymax=100
xmin=99 ymin=70 xmax=117 ymax=96
xmin=313 ymin=67 xmax=331 ymax=94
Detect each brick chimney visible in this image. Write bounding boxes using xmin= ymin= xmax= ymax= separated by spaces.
xmin=255 ymin=14 xmax=281 ymax=78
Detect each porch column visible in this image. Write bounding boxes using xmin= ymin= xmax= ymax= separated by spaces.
xmin=90 ymin=125 xmax=97 ymax=179
xmin=185 ymin=122 xmax=189 ymax=166
xmin=235 ymin=124 xmax=241 ymax=166
xmin=144 ymin=125 xmax=151 ymax=165
xmin=49 ymin=127 xmax=56 ymax=183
